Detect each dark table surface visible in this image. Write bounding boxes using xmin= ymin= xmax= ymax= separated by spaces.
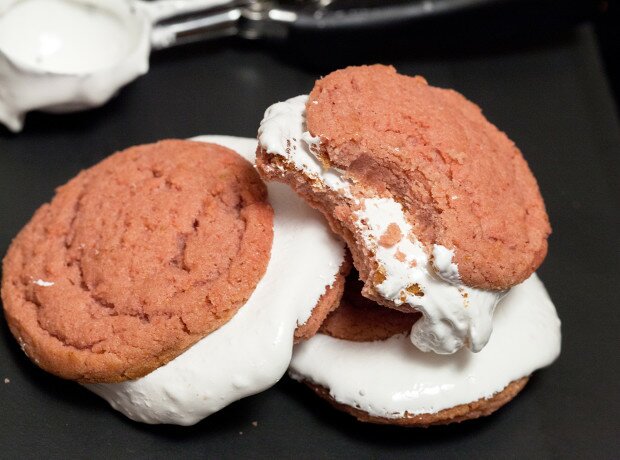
xmin=0 ymin=18 xmax=619 ymax=459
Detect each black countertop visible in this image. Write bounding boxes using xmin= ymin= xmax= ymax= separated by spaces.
xmin=0 ymin=20 xmax=619 ymax=459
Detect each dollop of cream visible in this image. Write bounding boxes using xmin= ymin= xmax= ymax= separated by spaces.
xmin=85 ymin=135 xmax=345 ymax=425
xmin=0 ymin=0 xmax=150 ymax=132
xmin=258 ymin=95 xmax=503 ymax=354
xmin=0 ymin=0 xmax=131 ymax=74
xmin=289 ymin=274 xmax=561 ymax=419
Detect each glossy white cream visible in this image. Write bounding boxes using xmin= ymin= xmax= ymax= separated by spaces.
xmin=0 ymin=0 xmax=150 ymax=132
xmin=289 ymin=274 xmax=561 ymax=419
xmin=85 ymin=135 xmax=345 ymax=425
xmin=354 ymin=197 xmax=502 ymax=354
xmin=0 ymin=0 xmax=130 ymax=74
xmin=0 ymin=0 xmax=227 ymax=132
xmin=258 ymin=95 xmax=350 ymax=192
xmin=258 ymin=95 xmax=503 ymax=354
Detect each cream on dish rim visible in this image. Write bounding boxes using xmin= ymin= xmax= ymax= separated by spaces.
xmin=258 ymin=95 xmax=503 ymax=355
xmin=289 ymin=274 xmax=561 ymax=419
xmin=85 ymin=135 xmax=345 ymax=425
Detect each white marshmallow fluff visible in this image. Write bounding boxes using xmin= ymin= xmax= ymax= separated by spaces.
xmin=0 ymin=0 xmax=131 ymax=74
xmin=0 ymin=0 xmax=151 ymax=132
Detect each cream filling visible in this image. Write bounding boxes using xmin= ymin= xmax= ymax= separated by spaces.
xmin=85 ymin=135 xmax=345 ymax=425
xmin=354 ymin=197 xmax=502 ymax=353
xmin=258 ymin=95 xmax=503 ymax=354
xmin=289 ymin=274 xmax=561 ymax=419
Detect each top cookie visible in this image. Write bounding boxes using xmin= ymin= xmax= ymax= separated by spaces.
xmin=1 ymin=140 xmax=274 ymax=383
xmin=306 ymin=65 xmax=550 ymax=289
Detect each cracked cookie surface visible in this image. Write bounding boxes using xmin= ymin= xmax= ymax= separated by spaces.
xmin=1 ymin=140 xmax=273 ymax=383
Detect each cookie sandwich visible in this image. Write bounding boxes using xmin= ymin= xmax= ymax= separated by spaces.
xmin=290 ymin=270 xmax=560 ymax=426
xmin=256 ymin=65 xmax=561 ymax=425
xmin=1 ymin=136 xmax=346 ymax=425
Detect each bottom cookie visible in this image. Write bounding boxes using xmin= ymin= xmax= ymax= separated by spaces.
xmin=289 ymin=274 xmax=561 ymax=426
xmin=302 ymin=377 xmax=529 ymax=427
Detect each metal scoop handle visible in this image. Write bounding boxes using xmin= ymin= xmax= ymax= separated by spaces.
xmin=144 ymin=0 xmax=499 ymax=50
xmin=134 ymin=0 xmax=240 ymax=49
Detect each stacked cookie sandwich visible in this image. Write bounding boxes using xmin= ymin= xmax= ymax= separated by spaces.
xmin=1 ymin=66 xmax=560 ymax=427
